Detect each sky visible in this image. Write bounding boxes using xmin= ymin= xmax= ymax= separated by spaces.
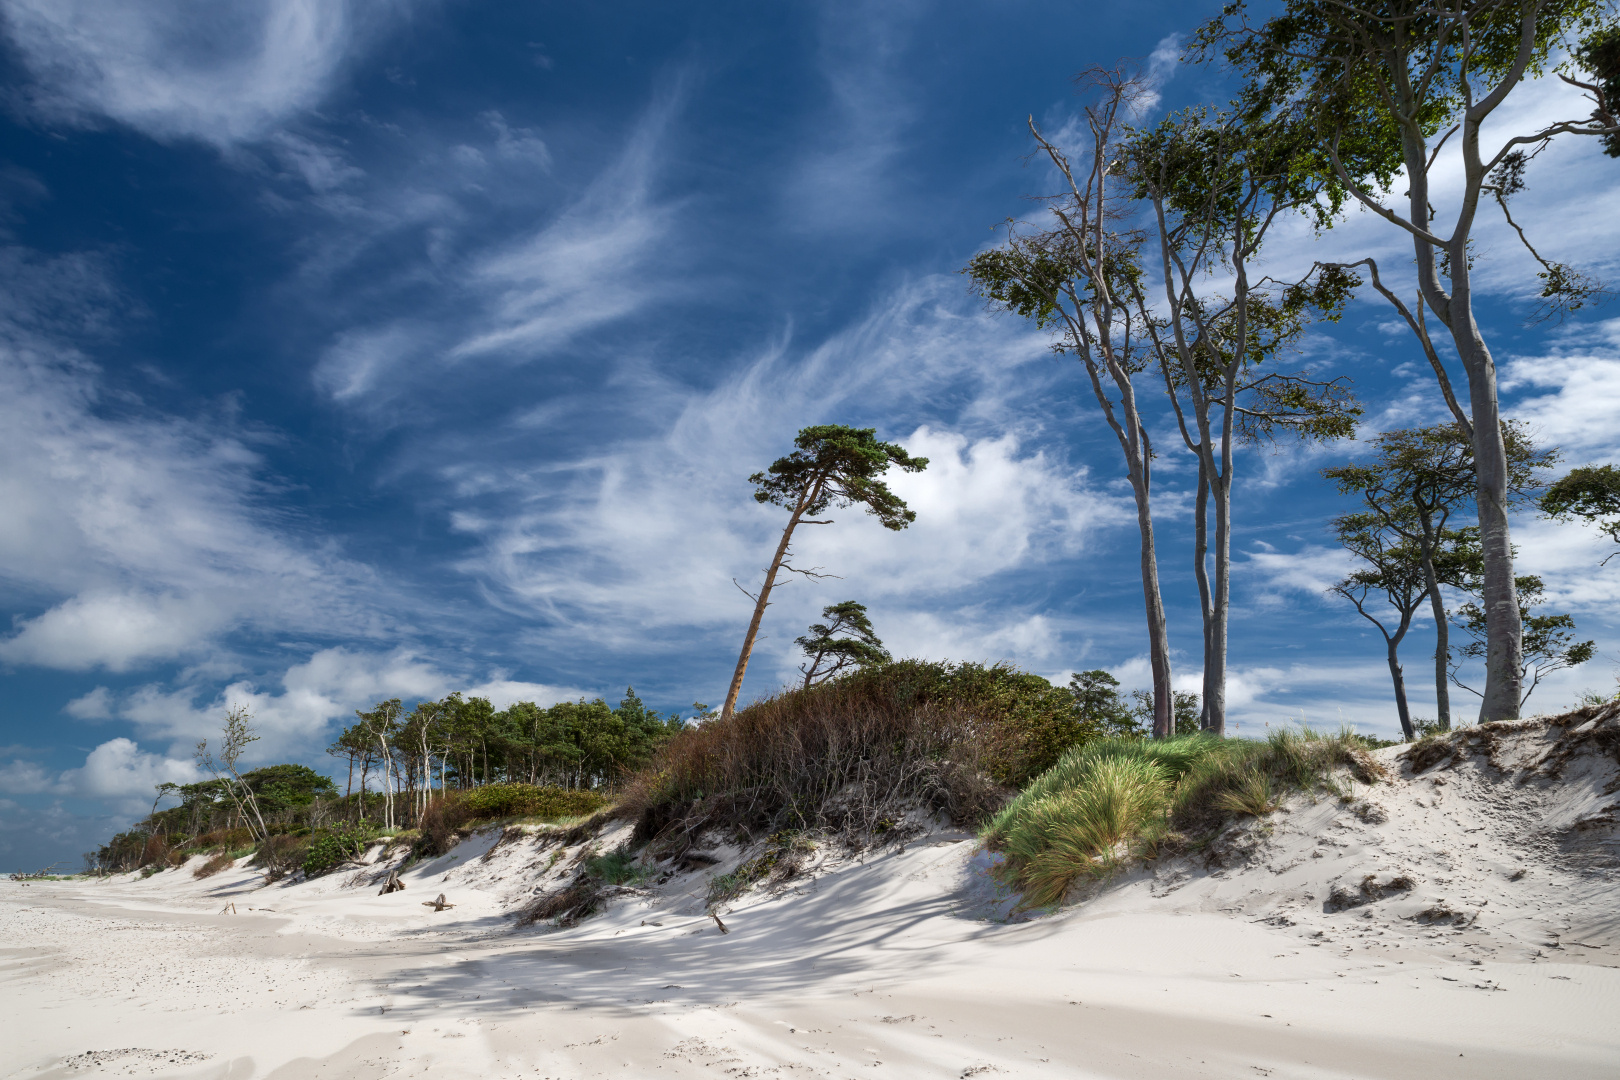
xmin=1 ymin=1 xmax=1616 ymax=871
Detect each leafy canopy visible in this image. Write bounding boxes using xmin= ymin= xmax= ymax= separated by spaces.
xmin=750 ymin=425 xmax=928 ymax=528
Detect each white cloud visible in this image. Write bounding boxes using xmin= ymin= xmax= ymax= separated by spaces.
xmin=62 ymin=685 xmax=114 ymax=720
xmin=1 ymin=0 xmax=409 ymax=146
xmin=90 ymin=647 xmax=590 ymax=761
xmin=0 ymin=757 xmax=55 ymax=795
xmin=0 ymin=251 xmax=393 ymax=672
xmin=58 ymin=738 xmax=198 ymax=802
xmin=1501 ymin=320 xmax=1620 ymax=461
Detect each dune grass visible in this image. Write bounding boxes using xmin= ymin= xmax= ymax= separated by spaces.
xmin=983 ymin=727 xmax=1382 ymax=910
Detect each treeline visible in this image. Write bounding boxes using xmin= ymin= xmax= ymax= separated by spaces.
xmin=89 ymin=664 xmax=1187 ymax=875
xmin=89 ymin=687 xmax=687 ymax=873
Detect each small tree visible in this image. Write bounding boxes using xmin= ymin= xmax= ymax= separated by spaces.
xmin=355 ymin=699 xmax=403 ymax=828
xmin=1452 ymin=575 xmax=1595 ymax=707
xmin=1329 ymin=512 xmax=1466 ymax=739
xmin=1067 ymin=669 xmax=1147 ymax=737
xmin=1325 ymin=421 xmax=1554 ymax=727
xmin=720 ymin=425 xmax=927 ymax=721
xmin=1541 ymin=464 xmax=1620 ymax=563
xmin=795 ymin=601 xmax=891 ymax=688
xmin=194 ymin=705 xmax=268 ymax=841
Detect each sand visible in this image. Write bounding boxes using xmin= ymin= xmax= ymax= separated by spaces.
xmin=4 ymin=708 xmax=1618 ymax=1079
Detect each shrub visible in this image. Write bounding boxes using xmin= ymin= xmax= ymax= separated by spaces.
xmin=460 ymin=784 xmax=607 ymax=822
xmin=192 ymin=827 xmax=255 ymax=852
xmin=619 ymin=660 xmax=1081 ymax=850
xmin=986 ymin=727 xmax=1380 ymax=909
xmin=194 ymin=852 xmax=235 ymax=878
xmin=250 ymin=834 xmax=308 ymax=881
xmin=583 ymin=849 xmax=646 ymax=886
xmin=301 ymin=828 xmax=369 ymax=878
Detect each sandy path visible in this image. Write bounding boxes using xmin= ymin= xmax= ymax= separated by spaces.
xmin=5 ymin=832 xmax=1617 ymax=1080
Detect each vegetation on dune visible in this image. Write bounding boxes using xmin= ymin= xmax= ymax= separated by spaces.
xmin=984 ymin=727 xmax=1384 ymax=909
xmin=620 ymin=659 xmax=1150 ymax=852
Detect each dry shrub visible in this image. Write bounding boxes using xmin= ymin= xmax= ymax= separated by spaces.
xmin=249 ymin=834 xmax=307 ymax=880
xmin=619 ymin=662 xmax=1043 ymax=850
xmin=139 ymin=832 xmax=172 ymax=868
xmin=192 ymin=827 xmax=255 ymax=852
xmin=517 ymin=875 xmax=603 ymax=927
xmin=193 ymin=852 xmax=235 ymax=879
xmin=415 ymin=795 xmax=475 ymax=859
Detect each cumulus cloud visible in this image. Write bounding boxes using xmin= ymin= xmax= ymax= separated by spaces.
xmin=0 ymin=0 xmax=410 ymax=146
xmin=86 ymin=647 xmax=589 ymax=761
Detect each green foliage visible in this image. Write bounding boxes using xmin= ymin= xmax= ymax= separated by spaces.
xmin=985 ymin=727 xmax=1380 ymax=909
xmin=239 ymin=764 xmax=338 ymax=815
xmin=750 ymin=424 xmax=928 ymax=530
xmin=583 ymin=848 xmax=647 ymax=886
xmin=623 ymin=659 xmax=1085 ymax=847
xmin=1541 ymin=464 xmax=1620 ymax=551
xmin=1452 ymin=575 xmax=1595 ymax=706
xmin=1068 ymin=670 xmax=1146 ymax=738
xmin=301 ymin=827 xmax=370 ymax=878
xmin=459 ymin=784 xmax=608 ymax=822
xmin=706 ymin=833 xmax=814 ymax=906
xmin=1573 ymin=23 xmax=1620 ymax=157
xmin=796 ymin=601 xmax=891 ymax=688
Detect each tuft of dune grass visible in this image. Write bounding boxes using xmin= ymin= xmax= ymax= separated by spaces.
xmin=985 ymin=726 xmax=1380 ymax=910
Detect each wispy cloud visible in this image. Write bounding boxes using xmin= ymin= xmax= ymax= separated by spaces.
xmin=0 ymin=0 xmax=413 ymax=146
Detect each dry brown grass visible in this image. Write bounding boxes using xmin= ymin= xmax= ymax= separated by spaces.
xmin=193 ymin=852 xmax=235 ymax=878
xmin=618 ymin=662 xmax=1058 ymax=852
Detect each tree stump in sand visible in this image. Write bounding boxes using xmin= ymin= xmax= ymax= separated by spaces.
xmin=378 ymin=871 xmax=405 ymax=895
xmin=422 ymin=893 xmax=455 ymax=911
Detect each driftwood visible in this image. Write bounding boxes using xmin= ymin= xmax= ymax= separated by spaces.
xmin=710 ymin=913 xmax=729 ymax=934
xmin=219 ymin=902 xmax=237 ymax=914
xmin=378 ymin=871 xmax=405 ymax=895
xmin=422 ymin=893 xmax=455 ymax=912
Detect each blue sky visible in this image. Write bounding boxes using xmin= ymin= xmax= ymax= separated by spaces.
xmin=2 ymin=0 xmax=1617 ymax=870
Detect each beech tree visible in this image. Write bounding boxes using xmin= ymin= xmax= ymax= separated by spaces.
xmin=719 ymin=426 xmax=927 ymax=722
xmin=796 ymin=601 xmax=891 ymax=688
xmin=1126 ymin=108 xmax=1362 ymax=734
xmin=1325 ymin=421 xmax=1554 ymax=728
xmin=1541 ymin=464 xmax=1620 ymax=562
xmin=1330 ymin=510 xmax=1478 ymax=738
xmin=966 ymin=70 xmax=1177 ymax=738
xmin=1199 ymin=0 xmax=1620 ymax=722
xmin=1452 ymin=575 xmax=1595 ymax=705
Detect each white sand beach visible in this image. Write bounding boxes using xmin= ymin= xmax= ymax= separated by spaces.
xmin=6 ymin=714 xmax=1619 ymax=1079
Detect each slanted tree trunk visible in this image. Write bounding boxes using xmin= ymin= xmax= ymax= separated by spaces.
xmin=720 ymin=480 xmax=821 ymax=722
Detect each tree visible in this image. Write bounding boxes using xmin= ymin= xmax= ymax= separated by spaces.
xmin=355 ymin=699 xmax=404 ymax=828
xmin=966 ymin=68 xmax=1177 ymax=737
xmin=1126 ymin=107 xmax=1362 ymax=733
xmin=194 ymin=705 xmax=268 ymax=841
xmin=1131 ymin=687 xmax=1203 ymax=735
xmin=796 ymin=601 xmax=891 ymax=688
xmin=1541 ymin=464 xmax=1620 ymax=562
xmin=1067 ymin=670 xmax=1147 ymax=737
xmin=720 ymin=425 xmax=927 ymax=721
xmin=1325 ymin=421 xmax=1555 ymax=727
xmin=1452 ymin=575 xmax=1595 ymax=706
xmin=1330 ymin=510 xmax=1478 ymax=739
xmin=1200 ymin=0 xmax=1620 ymax=723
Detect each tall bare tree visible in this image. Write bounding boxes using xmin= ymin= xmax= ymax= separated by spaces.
xmin=720 ymin=426 xmax=926 ymax=722
xmin=195 ymin=705 xmax=268 ymax=842
xmin=967 ymin=69 xmax=1178 ymax=737
xmin=1126 ymin=108 xmax=1362 ymax=733
xmin=1200 ymin=0 xmax=1620 ymax=722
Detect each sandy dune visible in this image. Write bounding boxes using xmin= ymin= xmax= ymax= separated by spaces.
xmin=5 ymin=709 xmax=1618 ymax=1079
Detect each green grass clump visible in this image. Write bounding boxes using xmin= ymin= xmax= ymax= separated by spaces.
xmin=985 ymin=727 xmax=1381 ymax=910
xmin=583 ymin=849 xmax=647 ymax=886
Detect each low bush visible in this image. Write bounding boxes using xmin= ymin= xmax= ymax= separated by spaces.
xmin=193 ymin=852 xmax=235 ymax=878
xmin=301 ymin=827 xmax=369 ymax=878
xmin=619 ymin=661 xmax=1081 ymax=850
xmin=191 ymin=827 xmax=256 ymax=853
xmin=460 ymin=784 xmax=607 ymax=821
xmin=985 ymin=727 xmax=1381 ymax=909
xmin=583 ymin=848 xmax=646 ymax=886
xmin=250 ymin=834 xmax=308 ymax=881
